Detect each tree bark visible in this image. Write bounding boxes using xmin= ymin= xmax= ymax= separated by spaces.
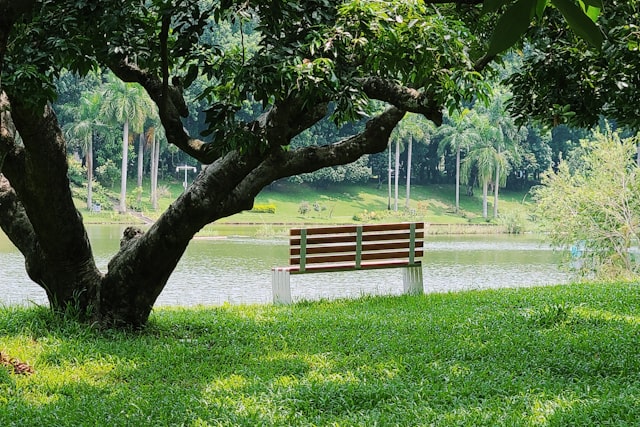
xmin=405 ymin=137 xmax=412 ymax=209
xmin=120 ymin=120 xmax=129 ymax=213
xmin=455 ymin=147 xmax=461 ymax=213
xmin=482 ymin=179 xmax=488 ymax=219
xmin=86 ymin=133 xmax=93 ymax=210
xmin=0 ymin=96 xmax=103 ymax=313
xmin=150 ymin=132 xmax=158 ymax=210
xmin=394 ymin=139 xmax=400 ymax=211
xmin=137 ymin=132 xmax=145 ymax=190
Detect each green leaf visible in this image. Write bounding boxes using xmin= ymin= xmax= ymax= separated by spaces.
xmin=535 ymin=0 xmax=549 ymax=19
xmin=487 ymin=0 xmax=537 ymax=56
xmin=585 ymin=6 xmax=601 ymax=22
xmin=553 ymin=0 xmax=603 ymax=48
xmin=580 ymin=0 xmax=603 ymax=8
xmin=483 ymin=0 xmax=512 ymax=14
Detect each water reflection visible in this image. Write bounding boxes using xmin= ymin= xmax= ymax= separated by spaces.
xmin=0 ymin=225 xmax=569 ymax=307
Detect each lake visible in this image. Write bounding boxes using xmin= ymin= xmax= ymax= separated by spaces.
xmin=0 ymin=225 xmax=570 ymax=307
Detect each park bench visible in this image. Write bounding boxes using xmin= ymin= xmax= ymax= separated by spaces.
xmin=271 ymin=222 xmax=424 ymax=304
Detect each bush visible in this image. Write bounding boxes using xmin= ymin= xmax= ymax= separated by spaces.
xmin=499 ymin=209 xmax=526 ymax=234
xmin=67 ymin=155 xmax=85 ymax=186
xmin=298 ymin=201 xmax=310 ymax=216
xmin=533 ymin=128 xmax=640 ymax=279
xmin=95 ymin=159 xmax=119 ymax=188
xmin=251 ymin=203 xmax=276 ymax=214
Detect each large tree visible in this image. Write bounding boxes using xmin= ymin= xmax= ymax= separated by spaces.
xmin=0 ymin=0 xmax=605 ymax=327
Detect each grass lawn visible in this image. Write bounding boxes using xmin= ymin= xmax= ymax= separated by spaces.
xmin=79 ymin=178 xmax=534 ymax=231
xmin=2 ymin=282 xmax=640 ymax=425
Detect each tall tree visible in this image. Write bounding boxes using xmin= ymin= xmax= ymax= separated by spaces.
xmin=396 ymin=114 xmax=434 ymax=209
xmin=101 ymin=76 xmax=153 ymax=213
xmin=436 ymin=110 xmax=479 ymax=213
xmin=0 ymin=0 xmax=604 ymax=327
xmin=479 ymin=90 xmax=524 ymax=217
xmin=62 ymin=91 xmax=104 ymax=210
xmin=147 ymin=122 xmax=165 ymax=211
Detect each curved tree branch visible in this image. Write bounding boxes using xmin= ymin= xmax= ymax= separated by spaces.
xmin=361 ymin=77 xmax=442 ymax=125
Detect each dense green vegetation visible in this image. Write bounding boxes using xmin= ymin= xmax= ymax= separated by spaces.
xmin=2 ymin=282 xmax=640 ymax=425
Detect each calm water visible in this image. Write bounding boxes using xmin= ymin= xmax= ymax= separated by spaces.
xmin=0 ymin=225 xmax=569 ymax=307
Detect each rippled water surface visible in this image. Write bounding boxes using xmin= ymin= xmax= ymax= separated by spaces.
xmin=0 ymin=225 xmax=569 ymax=307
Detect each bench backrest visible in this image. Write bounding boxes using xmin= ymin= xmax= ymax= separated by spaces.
xmin=289 ymin=222 xmax=424 ymax=273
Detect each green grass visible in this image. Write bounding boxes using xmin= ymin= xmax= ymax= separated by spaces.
xmin=2 ymin=282 xmax=640 ymax=425
xmin=79 ymin=179 xmax=533 ymax=230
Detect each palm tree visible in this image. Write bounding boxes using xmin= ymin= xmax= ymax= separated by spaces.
xmin=101 ymin=75 xmax=155 ymax=213
xmin=403 ymin=115 xmax=434 ymax=209
xmin=478 ymin=91 xmax=525 ymax=218
xmin=146 ymin=122 xmax=166 ymax=210
xmin=389 ymin=115 xmax=435 ymax=211
xmin=63 ymin=91 xmax=104 ymax=210
xmin=462 ymin=112 xmax=521 ymax=219
xmin=436 ymin=109 xmax=480 ymax=213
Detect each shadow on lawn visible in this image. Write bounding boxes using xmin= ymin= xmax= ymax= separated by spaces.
xmin=2 ymin=288 xmax=640 ymax=425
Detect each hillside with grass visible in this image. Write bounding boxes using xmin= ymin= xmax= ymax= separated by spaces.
xmin=76 ymin=178 xmax=534 ymax=232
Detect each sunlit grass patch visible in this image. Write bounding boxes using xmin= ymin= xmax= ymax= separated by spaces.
xmin=2 ymin=282 xmax=640 ymax=425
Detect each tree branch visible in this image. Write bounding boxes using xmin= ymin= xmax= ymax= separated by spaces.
xmin=253 ymin=98 xmax=330 ymax=147
xmin=110 ymin=60 xmax=220 ymax=162
xmin=361 ymin=77 xmax=442 ymax=125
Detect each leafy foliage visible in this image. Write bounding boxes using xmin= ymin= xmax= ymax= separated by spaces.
xmin=507 ymin=0 xmax=640 ymax=128
xmin=533 ymin=128 xmax=640 ymax=279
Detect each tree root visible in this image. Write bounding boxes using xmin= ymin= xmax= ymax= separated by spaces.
xmin=0 ymin=351 xmax=34 ymax=375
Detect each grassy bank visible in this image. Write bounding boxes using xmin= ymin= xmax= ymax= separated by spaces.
xmin=80 ymin=179 xmax=533 ymax=232
xmin=2 ymin=282 xmax=639 ymax=425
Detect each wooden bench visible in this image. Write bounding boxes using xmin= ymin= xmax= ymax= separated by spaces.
xmin=271 ymin=222 xmax=424 ymax=304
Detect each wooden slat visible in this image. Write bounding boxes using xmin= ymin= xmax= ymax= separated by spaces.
xmin=283 ymin=222 xmax=425 ymax=273
xmin=288 ymin=259 xmax=422 ymax=274
xmin=290 ymin=240 xmax=423 ymax=256
xmin=290 ymin=249 xmax=424 ymax=265
xmin=290 ymin=222 xmax=424 ymax=236
xmin=291 ymin=231 xmax=424 ymax=246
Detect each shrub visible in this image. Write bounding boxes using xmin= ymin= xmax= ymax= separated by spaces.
xmin=251 ymin=203 xmax=276 ymax=214
xmin=95 ymin=159 xmax=119 ymax=188
xmin=67 ymin=155 xmax=85 ymax=186
xmin=298 ymin=201 xmax=310 ymax=216
xmin=533 ymin=128 xmax=640 ymax=279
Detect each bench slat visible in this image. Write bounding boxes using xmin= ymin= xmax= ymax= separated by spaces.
xmin=290 ymin=249 xmax=424 ymax=265
xmin=287 ymin=259 xmax=422 ymax=274
xmin=290 ymin=240 xmax=424 ymax=256
xmin=291 ymin=230 xmax=424 ymax=246
xmin=290 ymin=222 xmax=423 ymax=236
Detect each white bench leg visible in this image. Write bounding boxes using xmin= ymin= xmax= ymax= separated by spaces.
xmin=403 ymin=265 xmax=424 ymax=295
xmin=271 ymin=268 xmax=292 ymax=304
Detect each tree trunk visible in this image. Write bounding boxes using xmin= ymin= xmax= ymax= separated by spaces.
xmin=482 ymin=179 xmax=488 ymax=219
xmin=119 ymin=120 xmax=129 ymax=213
xmin=394 ymin=139 xmax=400 ymax=211
xmin=150 ymin=132 xmax=158 ymax=210
xmin=0 ymin=100 xmax=103 ymax=313
xmin=455 ymin=146 xmax=460 ymax=213
xmin=405 ymin=137 xmax=412 ymax=209
xmin=137 ymin=131 xmax=145 ymax=190
xmin=86 ymin=133 xmax=93 ymax=210
xmin=387 ymin=143 xmax=391 ymax=210
xmin=493 ymin=161 xmax=500 ymax=218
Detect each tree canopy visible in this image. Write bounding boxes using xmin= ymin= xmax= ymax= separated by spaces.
xmin=0 ymin=0 xmax=618 ymax=327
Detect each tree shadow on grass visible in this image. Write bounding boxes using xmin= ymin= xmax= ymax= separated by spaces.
xmin=2 ymin=289 xmax=640 ymax=425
